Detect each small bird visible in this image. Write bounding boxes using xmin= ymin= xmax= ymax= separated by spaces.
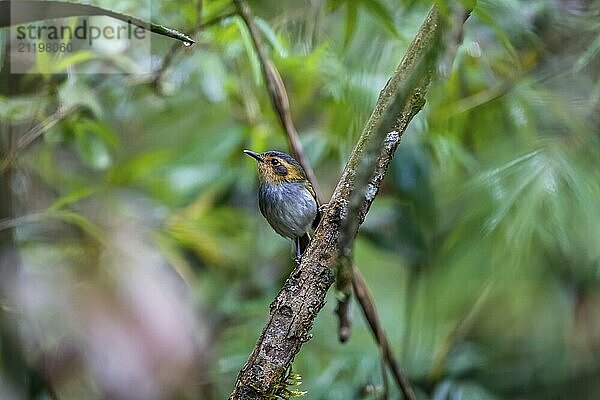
xmin=244 ymin=149 xmax=319 ymax=261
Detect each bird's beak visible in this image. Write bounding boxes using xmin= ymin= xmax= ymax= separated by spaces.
xmin=243 ymin=150 xmax=263 ymax=162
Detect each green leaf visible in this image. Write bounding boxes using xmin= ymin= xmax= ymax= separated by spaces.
xmin=73 ymin=120 xmax=113 ymax=170
xmin=360 ymin=0 xmax=400 ymax=39
xmin=255 ymin=17 xmax=288 ymax=57
xmin=49 ymin=187 xmax=98 ymax=210
xmin=153 ymin=232 xmax=196 ymax=284
xmin=52 ymin=50 xmax=97 ymax=73
xmin=343 ymin=2 xmax=358 ymax=49
xmin=34 ymin=40 xmax=53 ymax=75
xmin=574 ymin=33 xmax=600 ymax=72
xmin=234 ymin=16 xmax=263 ymax=85
xmin=474 ymin=2 xmax=520 ymax=65
xmin=326 ymin=0 xmax=345 ymax=13
xmin=107 ymin=150 xmax=173 ymax=185
xmin=76 ymin=135 xmax=111 ymax=170
xmin=203 ymin=0 xmax=235 ymax=20
xmin=76 ymin=119 xmax=121 ymax=150
xmin=58 ymin=78 xmax=102 ymax=117
xmin=47 ymin=210 xmax=105 ymax=243
xmin=433 ymin=380 xmax=498 ymax=400
xmin=0 ymin=95 xmax=50 ymax=123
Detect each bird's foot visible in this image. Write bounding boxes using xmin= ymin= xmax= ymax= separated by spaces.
xmin=294 ymin=255 xmax=301 ymax=265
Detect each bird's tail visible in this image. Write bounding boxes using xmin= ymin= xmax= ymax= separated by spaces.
xmin=298 ymin=233 xmax=311 ymax=255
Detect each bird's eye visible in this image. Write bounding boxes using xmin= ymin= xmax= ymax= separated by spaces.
xmin=271 ymin=158 xmax=280 ymax=166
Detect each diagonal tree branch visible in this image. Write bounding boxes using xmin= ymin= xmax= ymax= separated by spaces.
xmin=229 ymin=5 xmax=448 ymax=399
xmin=1 ymin=0 xmax=194 ymax=44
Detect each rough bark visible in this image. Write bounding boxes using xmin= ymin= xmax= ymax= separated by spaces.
xmin=229 ymin=6 xmax=445 ymax=399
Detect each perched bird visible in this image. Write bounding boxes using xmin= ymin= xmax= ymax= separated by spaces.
xmin=244 ymin=149 xmax=319 ymax=261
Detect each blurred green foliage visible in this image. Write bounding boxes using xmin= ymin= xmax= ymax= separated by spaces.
xmin=1 ymin=0 xmax=600 ymax=399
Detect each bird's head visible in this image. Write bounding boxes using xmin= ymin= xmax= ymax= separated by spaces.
xmin=243 ymin=150 xmax=306 ymax=184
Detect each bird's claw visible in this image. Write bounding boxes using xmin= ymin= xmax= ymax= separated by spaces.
xmin=318 ymin=203 xmax=329 ymax=214
xmin=294 ymin=256 xmax=301 ymax=265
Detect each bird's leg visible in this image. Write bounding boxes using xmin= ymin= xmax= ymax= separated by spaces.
xmin=294 ymin=237 xmax=301 ymax=265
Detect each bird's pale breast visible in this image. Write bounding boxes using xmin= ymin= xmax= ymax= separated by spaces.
xmin=258 ymin=182 xmax=317 ymax=239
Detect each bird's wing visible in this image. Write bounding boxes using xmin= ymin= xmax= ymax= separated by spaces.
xmin=304 ymin=180 xmax=318 ymax=206
xmin=303 ymin=180 xmax=321 ymax=229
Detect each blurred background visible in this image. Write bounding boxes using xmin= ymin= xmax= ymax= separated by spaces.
xmin=1 ymin=0 xmax=600 ymax=399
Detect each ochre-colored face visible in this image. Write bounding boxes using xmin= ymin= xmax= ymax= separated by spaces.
xmin=244 ymin=150 xmax=305 ymax=183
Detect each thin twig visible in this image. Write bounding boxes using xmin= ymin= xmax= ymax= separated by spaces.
xmin=152 ymin=0 xmax=205 ymax=90
xmin=353 ymin=267 xmax=416 ymax=400
xmin=380 ymin=346 xmax=389 ymax=400
xmin=202 ymin=10 xmax=237 ymax=29
xmin=0 ymin=104 xmax=76 ymax=172
xmin=234 ymin=0 xmax=323 ymax=202
xmin=0 ymin=213 xmax=47 ymax=232
xmin=428 ymin=280 xmax=493 ymax=381
xmin=402 ymin=267 xmax=419 ymax=360
xmin=152 ymin=5 xmax=237 ymax=87
xmin=334 ymin=255 xmax=353 ymax=342
xmin=440 ymin=4 xmax=472 ymax=78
